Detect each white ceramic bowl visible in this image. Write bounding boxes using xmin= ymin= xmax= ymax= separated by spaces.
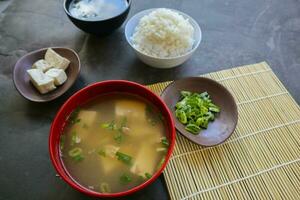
xmin=125 ymin=8 xmax=202 ymax=69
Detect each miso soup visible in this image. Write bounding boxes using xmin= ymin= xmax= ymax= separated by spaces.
xmin=69 ymin=0 xmax=129 ymax=20
xmin=60 ymin=93 xmax=169 ymax=193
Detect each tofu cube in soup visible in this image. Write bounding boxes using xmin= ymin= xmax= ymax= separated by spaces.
xmin=129 ymin=120 xmax=161 ymax=138
xmin=45 ymin=48 xmax=70 ymax=70
xmin=70 ymin=110 xmax=97 ymax=141
xmin=115 ymin=100 xmax=146 ymax=122
xmin=32 ymin=59 xmax=52 ymax=72
xmin=99 ymin=154 xmax=123 ymax=175
xmin=45 ymin=68 xmax=67 ymax=86
xmin=27 ymin=69 xmax=56 ymax=94
xmin=130 ymin=145 xmax=157 ymax=177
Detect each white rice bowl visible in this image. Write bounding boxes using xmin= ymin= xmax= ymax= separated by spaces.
xmin=131 ymin=8 xmax=195 ymax=58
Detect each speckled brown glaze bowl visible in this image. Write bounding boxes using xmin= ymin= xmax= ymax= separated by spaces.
xmin=13 ymin=47 xmax=80 ymax=102
xmin=161 ymin=77 xmax=238 ymax=146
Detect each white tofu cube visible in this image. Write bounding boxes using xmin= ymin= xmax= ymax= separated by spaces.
xmin=45 ymin=48 xmax=70 ymax=70
xmin=71 ymin=110 xmax=97 ymax=141
xmin=99 ymin=156 xmax=123 ymax=174
xmin=104 ymin=145 xmax=120 ymax=158
xmin=130 ymin=145 xmax=157 ymax=176
xmin=115 ymin=100 xmax=146 ymax=121
xmin=32 ymin=59 xmax=52 ymax=72
xmin=45 ymin=68 xmax=67 ymax=86
xmin=27 ymin=69 xmax=56 ymax=94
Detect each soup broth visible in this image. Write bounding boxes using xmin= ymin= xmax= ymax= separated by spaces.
xmin=69 ymin=0 xmax=129 ymax=20
xmin=60 ymin=93 xmax=168 ymax=193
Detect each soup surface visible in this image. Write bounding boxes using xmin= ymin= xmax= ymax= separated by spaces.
xmin=60 ymin=93 xmax=168 ymax=193
xmin=69 ymin=0 xmax=128 ymax=20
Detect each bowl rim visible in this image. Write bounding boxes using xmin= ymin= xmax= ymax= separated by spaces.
xmin=63 ymin=0 xmax=132 ymax=22
xmin=160 ymin=76 xmax=238 ymax=147
xmin=125 ymin=8 xmax=202 ymax=60
xmin=13 ymin=46 xmax=81 ymax=102
xmin=49 ymin=80 xmax=176 ymax=197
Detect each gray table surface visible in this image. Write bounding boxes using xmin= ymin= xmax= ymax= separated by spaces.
xmin=0 ymin=0 xmax=299 ymax=199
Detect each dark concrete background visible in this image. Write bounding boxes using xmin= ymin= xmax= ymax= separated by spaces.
xmin=0 ymin=0 xmax=299 ymax=199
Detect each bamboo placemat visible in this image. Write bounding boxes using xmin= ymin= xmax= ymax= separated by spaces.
xmin=147 ymin=62 xmax=300 ymax=200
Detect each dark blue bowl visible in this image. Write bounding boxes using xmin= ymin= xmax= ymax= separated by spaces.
xmin=64 ymin=0 xmax=131 ymax=36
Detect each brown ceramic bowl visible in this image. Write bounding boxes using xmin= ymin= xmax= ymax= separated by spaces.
xmin=13 ymin=47 xmax=80 ymax=102
xmin=161 ymin=77 xmax=238 ymax=146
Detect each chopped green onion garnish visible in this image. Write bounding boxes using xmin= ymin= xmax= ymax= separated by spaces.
xmin=98 ymin=149 xmax=106 ymax=157
xmin=196 ymin=117 xmax=209 ymax=129
xmin=145 ymin=173 xmax=152 ymax=180
xmin=69 ymin=147 xmax=82 ymax=157
xmin=68 ymin=107 xmax=81 ymax=124
xmin=73 ymin=154 xmax=84 ymax=162
xmin=115 ymin=151 xmax=132 ymax=165
xmin=114 ymin=132 xmax=123 ymax=144
xmin=100 ymin=182 xmax=111 ymax=193
xmin=60 ymin=135 xmax=65 ymax=150
xmin=181 ymin=91 xmax=192 ymax=97
xmin=161 ymin=137 xmax=169 ymax=147
xmin=120 ymin=116 xmax=127 ymax=128
xmin=68 ymin=147 xmax=84 ymax=162
xmin=175 ymin=91 xmax=221 ymax=135
xmin=157 ymin=157 xmax=166 ymax=170
xmin=101 ymin=120 xmax=117 ymax=130
xmin=156 ymin=147 xmax=167 ymax=153
xmin=185 ymin=124 xmax=201 ymax=134
xmin=70 ymin=131 xmax=81 ymax=146
xmin=120 ymin=173 xmax=132 ymax=185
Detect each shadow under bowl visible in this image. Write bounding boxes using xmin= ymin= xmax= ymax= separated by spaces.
xmin=161 ymin=77 xmax=238 ymax=146
xmin=13 ymin=47 xmax=81 ymax=102
xmin=64 ymin=0 xmax=131 ymax=36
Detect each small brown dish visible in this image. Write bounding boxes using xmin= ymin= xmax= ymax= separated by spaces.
xmin=13 ymin=47 xmax=81 ymax=102
xmin=161 ymin=77 xmax=238 ymax=146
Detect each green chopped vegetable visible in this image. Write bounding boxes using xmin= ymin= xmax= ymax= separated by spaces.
xmin=181 ymin=91 xmax=192 ymax=97
xmin=120 ymin=173 xmax=132 ymax=185
xmin=60 ymin=135 xmax=65 ymax=150
xmin=185 ymin=124 xmax=201 ymax=134
xmin=156 ymin=147 xmax=167 ymax=153
xmin=100 ymin=182 xmax=111 ymax=193
xmin=68 ymin=107 xmax=81 ymax=124
xmin=161 ymin=137 xmax=169 ymax=147
xmin=68 ymin=147 xmax=84 ymax=162
xmin=116 ymin=151 xmax=132 ymax=165
xmin=70 ymin=131 xmax=80 ymax=146
xmin=101 ymin=120 xmax=117 ymax=130
xmin=175 ymin=109 xmax=187 ymax=124
xmin=175 ymin=91 xmax=220 ymax=135
xmin=196 ymin=117 xmax=209 ymax=129
xmin=208 ymin=103 xmax=221 ymax=112
xmin=120 ymin=116 xmax=127 ymax=128
xmin=157 ymin=157 xmax=166 ymax=170
xmin=69 ymin=147 xmax=82 ymax=157
xmin=73 ymin=154 xmax=84 ymax=162
xmin=145 ymin=173 xmax=152 ymax=180
xmin=98 ymin=149 xmax=106 ymax=157
xmin=114 ymin=132 xmax=123 ymax=144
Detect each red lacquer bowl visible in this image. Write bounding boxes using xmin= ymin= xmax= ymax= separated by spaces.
xmin=49 ymin=80 xmax=176 ymax=198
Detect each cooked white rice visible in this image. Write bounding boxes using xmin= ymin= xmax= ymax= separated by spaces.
xmin=131 ymin=8 xmax=195 ymax=58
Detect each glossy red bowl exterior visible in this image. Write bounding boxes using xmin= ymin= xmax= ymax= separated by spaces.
xmin=49 ymin=80 xmax=176 ymax=198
